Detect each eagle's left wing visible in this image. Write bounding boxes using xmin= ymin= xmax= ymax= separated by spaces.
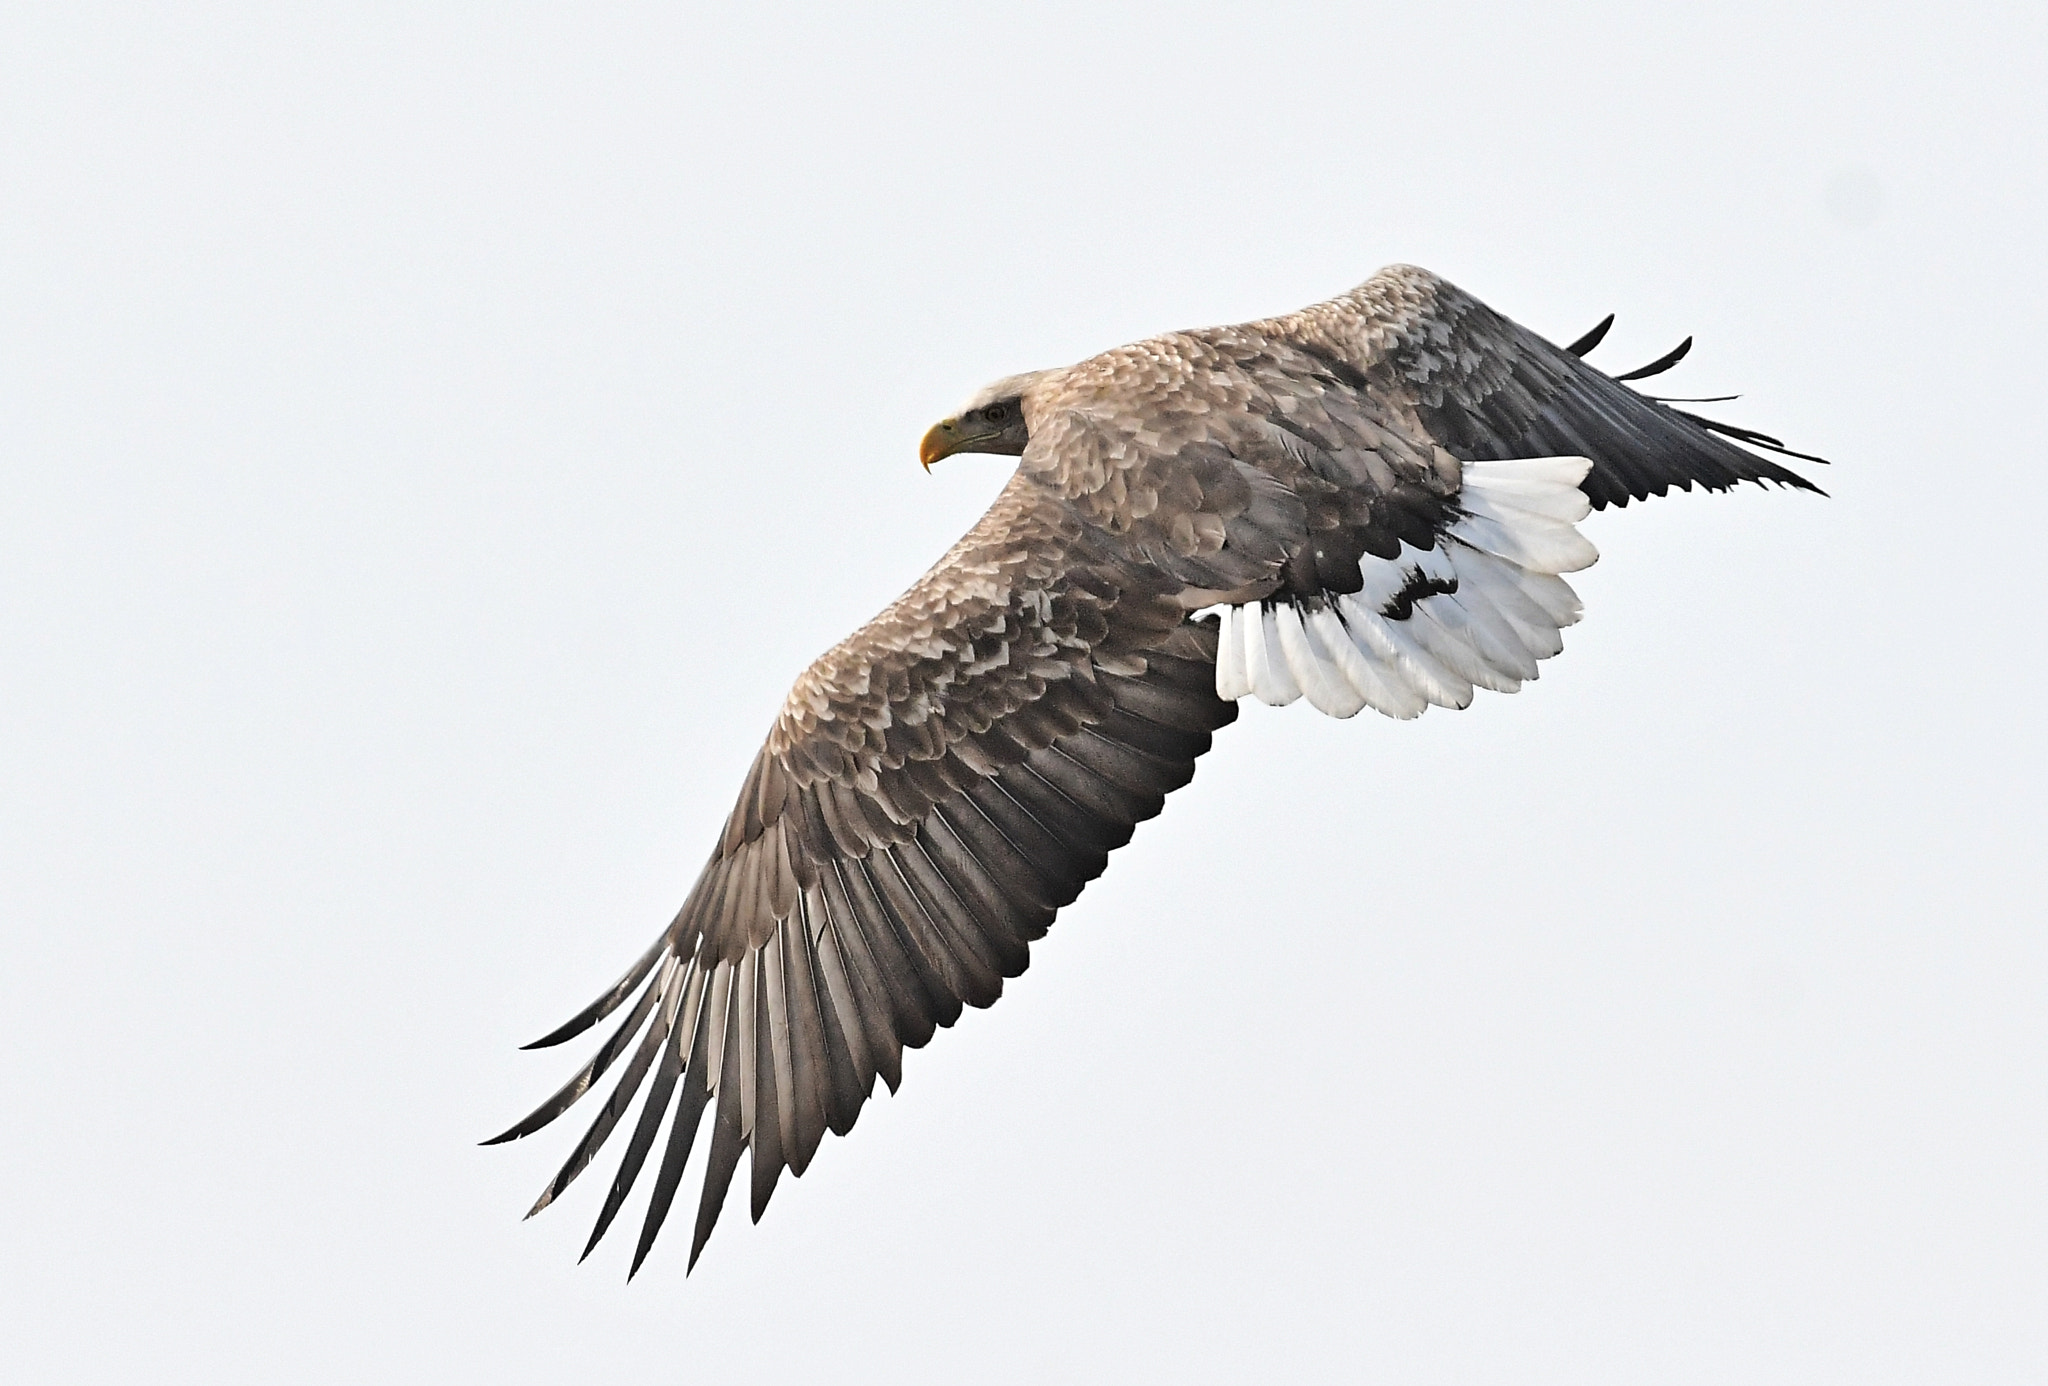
xmin=487 ymin=473 xmax=1237 ymax=1275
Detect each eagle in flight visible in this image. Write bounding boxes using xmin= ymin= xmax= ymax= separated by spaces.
xmin=488 ymin=265 xmax=1821 ymax=1275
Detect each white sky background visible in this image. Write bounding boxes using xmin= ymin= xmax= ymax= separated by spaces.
xmin=3 ymin=3 xmax=2043 ymax=1381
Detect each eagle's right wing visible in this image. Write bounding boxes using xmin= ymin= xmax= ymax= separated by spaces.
xmin=1268 ymin=263 xmax=1824 ymax=510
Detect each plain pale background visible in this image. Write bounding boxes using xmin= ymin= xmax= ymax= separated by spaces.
xmin=4 ymin=3 xmax=2044 ymax=1381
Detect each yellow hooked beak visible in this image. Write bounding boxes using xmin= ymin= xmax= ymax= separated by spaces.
xmin=918 ymin=418 xmax=1001 ymax=471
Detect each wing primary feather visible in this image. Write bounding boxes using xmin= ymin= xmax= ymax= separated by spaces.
xmin=1003 ymin=761 xmax=1123 ymax=855
xmin=729 ymin=846 xmax=766 ymax=946
xmin=1672 ymin=408 xmax=1833 ymax=466
xmin=1028 ymin=744 xmax=1150 ymax=836
xmin=483 ymin=963 xmax=667 ymax=1145
xmin=519 ymin=932 xmax=668 ymax=1050
xmin=958 ymin=782 xmax=1088 ymax=907
xmin=896 ymin=833 xmax=1026 ymax=980
xmin=852 ymin=852 xmax=962 ymax=1029
xmin=748 ymin=953 xmax=787 ymax=1223
xmin=777 ymin=917 xmax=833 ymax=1173
xmin=1056 ymin=726 xmax=1182 ymax=802
xmin=698 ymin=952 xmax=731 ymax=1084
xmin=817 ymin=862 xmax=913 ymax=1083
xmin=804 ymin=889 xmax=874 ymax=1132
xmin=525 ymin=956 xmax=684 ymax=1216
xmin=1563 ymin=313 xmax=1614 ymax=357
xmin=918 ymin=810 xmax=1053 ymax=945
xmin=971 ymin=775 xmax=1101 ymax=888
xmin=1092 ymin=704 xmax=1212 ymax=765
xmin=1146 ymin=650 xmax=1230 ymax=696
xmin=1105 ymin=669 xmax=1235 ymax=733
xmin=868 ymin=844 xmax=998 ymax=1007
xmin=1042 ymin=739 xmax=1165 ymax=821
xmin=676 ymin=861 xmax=733 ymax=960
xmin=584 ymin=962 xmax=704 ymax=1260
xmin=761 ymin=925 xmax=804 ymax=1175
xmin=683 ymin=971 xmax=747 ymax=1273
xmin=836 ymin=856 xmax=949 ymax=1042
xmin=623 ymin=962 xmax=724 ymax=1276
xmin=1611 ymin=336 xmax=1692 ymax=382
xmin=930 ymin=796 xmax=1063 ymax=913
xmin=734 ymin=948 xmax=760 ymax=1144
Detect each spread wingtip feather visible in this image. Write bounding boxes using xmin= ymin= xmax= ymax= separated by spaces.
xmin=1564 ymin=313 xmax=1615 ymax=357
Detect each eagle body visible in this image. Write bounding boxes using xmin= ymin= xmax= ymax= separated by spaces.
xmin=489 ymin=265 xmax=1820 ymax=1274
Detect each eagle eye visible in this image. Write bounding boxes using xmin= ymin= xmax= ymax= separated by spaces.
xmin=985 ymin=404 xmax=1007 ymax=422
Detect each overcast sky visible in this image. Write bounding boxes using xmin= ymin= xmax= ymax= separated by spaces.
xmin=4 ymin=3 xmax=2044 ymax=1382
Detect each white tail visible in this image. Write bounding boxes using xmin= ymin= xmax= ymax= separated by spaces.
xmin=1213 ymin=456 xmax=1598 ymax=719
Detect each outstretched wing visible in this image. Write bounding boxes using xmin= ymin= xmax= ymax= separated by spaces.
xmin=1263 ymin=263 xmax=1824 ymax=511
xmin=1018 ymin=264 xmax=1822 ymax=721
xmin=487 ymin=472 xmax=1236 ymax=1274
xmin=1226 ymin=265 xmax=1823 ymax=712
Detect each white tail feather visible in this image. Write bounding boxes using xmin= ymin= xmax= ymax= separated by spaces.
xmin=1214 ymin=456 xmax=1598 ymax=720
xmin=1519 ymin=569 xmax=1584 ymax=626
xmin=1336 ymin=595 xmax=1473 ymax=710
xmin=1215 ymin=604 xmax=1252 ymax=701
xmin=1244 ymin=603 xmax=1302 ymax=705
xmin=1406 ymin=594 xmax=1522 ymax=694
xmin=1305 ymin=605 xmax=1426 ymax=719
xmin=1453 ymin=546 xmax=1571 ymax=657
xmin=1276 ymin=601 xmax=1368 ymax=717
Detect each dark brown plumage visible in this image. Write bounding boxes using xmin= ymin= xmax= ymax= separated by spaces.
xmin=487 ymin=265 xmax=1821 ymax=1274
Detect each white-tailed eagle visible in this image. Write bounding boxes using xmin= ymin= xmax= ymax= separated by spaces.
xmin=487 ymin=265 xmax=1822 ymax=1274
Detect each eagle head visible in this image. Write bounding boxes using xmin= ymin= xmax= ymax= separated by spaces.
xmin=918 ymin=370 xmax=1048 ymax=470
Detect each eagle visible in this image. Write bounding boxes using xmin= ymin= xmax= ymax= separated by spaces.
xmin=487 ymin=264 xmax=1822 ymax=1275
